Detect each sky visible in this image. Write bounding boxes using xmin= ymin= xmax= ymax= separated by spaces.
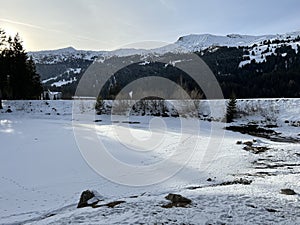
xmin=1 ymin=0 xmax=300 ymax=51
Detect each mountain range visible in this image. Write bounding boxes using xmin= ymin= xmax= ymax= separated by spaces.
xmin=28 ymin=31 xmax=300 ymax=99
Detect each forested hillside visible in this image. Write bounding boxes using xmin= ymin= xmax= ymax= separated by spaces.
xmin=31 ymin=33 xmax=300 ymax=99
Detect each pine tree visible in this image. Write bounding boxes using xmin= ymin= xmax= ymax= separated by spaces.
xmin=95 ymin=96 xmax=104 ymax=115
xmin=0 ymin=29 xmax=42 ymax=101
xmin=0 ymin=29 xmax=6 ymax=49
xmin=10 ymin=34 xmax=29 ymax=99
xmin=0 ymin=28 xmax=6 ymax=109
xmin=25 ymin=58 xmax=43 ymax=98
xmin=226 ymin=95 xmax=237 ymax=123
xmin=0 ymin=89 xmax=2 ymax=109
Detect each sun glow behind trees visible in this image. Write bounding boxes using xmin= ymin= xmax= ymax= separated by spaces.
xmin=0 ymin=28 xmax=42 ymax=106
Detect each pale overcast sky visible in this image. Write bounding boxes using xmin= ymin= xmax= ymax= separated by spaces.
xmin=1 ymin=0 xmax=300 ymax=51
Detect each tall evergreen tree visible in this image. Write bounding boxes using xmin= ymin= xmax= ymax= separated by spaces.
xmin=226 ymin=94 xmax=237 ymax=123
xmin=0 ymin=88 xmax=2 ymax=109
xmin=0 ymin=28 xmax=6 ymax=109
xmin=0 ymin=29 xmax=42 ymax=101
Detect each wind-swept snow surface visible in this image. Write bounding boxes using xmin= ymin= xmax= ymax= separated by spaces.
xmin=0 ymin=100 xmax=299 ymax=224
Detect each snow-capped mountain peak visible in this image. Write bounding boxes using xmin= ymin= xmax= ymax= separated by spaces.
xmin=175 ymin=33 xmax=276 ymax=51
xmin=29 ymin=31 xmax=300 ymax=65
xmin=31 ymin=46 xmax=77 ymax=56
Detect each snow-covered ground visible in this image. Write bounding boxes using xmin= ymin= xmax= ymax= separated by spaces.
xmin=0 ymin=100 xmax=299 ymax=225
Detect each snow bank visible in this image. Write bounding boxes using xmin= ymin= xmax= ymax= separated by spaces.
xmin=1 ymin=98 xmax=300 ymax=124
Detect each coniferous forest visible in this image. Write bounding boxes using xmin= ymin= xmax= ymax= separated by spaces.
xmin=95 ymin=44 xmax=300 ymax=99
xmin=38 ymin=43 xmax=300 ymax=100
xmin=0 ymin=28 xmax=42 ymax=108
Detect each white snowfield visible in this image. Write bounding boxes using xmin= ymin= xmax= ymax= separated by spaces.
xmin=0 ymin=99 xmax=299 ymax=225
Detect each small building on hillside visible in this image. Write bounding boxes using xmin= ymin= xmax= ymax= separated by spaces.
xmin=42 ymin=90 xmax=62 ymax=100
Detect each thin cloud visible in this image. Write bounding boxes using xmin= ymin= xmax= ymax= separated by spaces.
xmin=0 ymin=18 xmax=44 ymax=30
xmin=0 ymin=18 xmax=63 ymax=34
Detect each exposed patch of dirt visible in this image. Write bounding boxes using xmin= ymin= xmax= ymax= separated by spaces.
xmin=121 ymin=121 xmax=141 ymax=124
xmin=106 ymin=201 xmax=126 ymax=208
xmin=253 ymin=162 xmax=300 ymax=169
xmin=236 ymin=140 xmax=271 ymax=154
xmin=243 ymin=145 xmax=270 ymax=154
xmin=265 ymin=208 xmax=278 ymax=213
xmin=187 ymin=178 xmax=252 ymax=190
xmin=227 ymin=124 xmax=300 ymax=143
xmin=92 ymin=200 xmax=126 ymax=208
xmin=111 ymin=121 xmax=141 ymax=124
xmin=45 ymin=213 xmax=56 ymax=218
xmin=226 ymin=124 xmax=277 ymax=135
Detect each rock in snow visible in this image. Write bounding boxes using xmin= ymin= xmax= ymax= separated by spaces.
xmin=77 ymin=190 xmax=100 ymax=208
xmin=162 ymin=193 xmax=192 ymax=208
xmin=280 ymin=189 xmax=297 ymax=195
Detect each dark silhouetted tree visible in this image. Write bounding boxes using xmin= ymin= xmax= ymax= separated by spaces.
xmin=0 ymin=89 xmax=2 ymax=109
xmin=0 ymin=29 xmax=42 ymax=101
xmin=95 ymin=96 xmax=104 ymax=115
xmin=226 ymin=94 xmax=237 ymax=123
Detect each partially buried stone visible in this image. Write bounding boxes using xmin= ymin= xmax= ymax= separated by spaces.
xmin=280 ymin=189 xmax=297 ymax=195
xmin=165 ymin=193 xmax=192 ymax=204
xmin=243 ymin=141 xmax=253 ymax=146
xmin=77 ymin=190 xmax=97 ymax=208
xmin=162 ymin=193 xmax=192 ymax=208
